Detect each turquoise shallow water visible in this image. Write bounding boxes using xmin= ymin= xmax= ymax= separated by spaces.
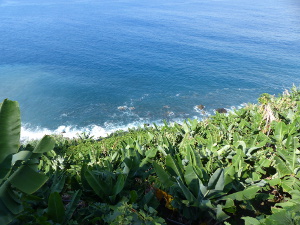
xmin=0 ymin=0 xmax=300 ymax=140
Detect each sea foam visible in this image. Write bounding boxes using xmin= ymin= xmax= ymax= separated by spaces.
xmin=20 ymin=120 xmax=159 ymax=143
xmin=20 ymin=102 xmax=249 ymax=143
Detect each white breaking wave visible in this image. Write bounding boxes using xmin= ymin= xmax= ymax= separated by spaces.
xmin=20 ymin=102 xmax=249 ymax=143
xmin=21 ymin=125 xmax=107 ymax=143
xmin=20 ymin=120 xmax=162 ymax=143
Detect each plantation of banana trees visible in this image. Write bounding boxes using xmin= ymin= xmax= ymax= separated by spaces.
xmin=1 ymin=86 xmax=300 ymax=224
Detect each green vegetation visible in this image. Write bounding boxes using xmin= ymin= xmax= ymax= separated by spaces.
xmin=0 ymin=100 xmax=55 ymax=224
xmin=1 ymin=86 xmax=300 ymax=224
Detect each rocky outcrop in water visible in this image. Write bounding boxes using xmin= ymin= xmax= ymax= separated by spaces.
xmin=196 ymin=104 xmax=205 ymax=110
xmin=215 ymin=108 xmax=227 ymax=113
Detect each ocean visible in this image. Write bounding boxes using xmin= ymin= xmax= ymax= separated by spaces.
xmin=1 ymin=0 xmax=300 ymax=141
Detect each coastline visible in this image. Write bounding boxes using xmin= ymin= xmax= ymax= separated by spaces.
xmin=20 ymin=102 xmax=247 ymax=143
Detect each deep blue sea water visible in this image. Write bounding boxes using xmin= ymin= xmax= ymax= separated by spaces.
xmin=1 ymin=0 xmax=300 ymax=140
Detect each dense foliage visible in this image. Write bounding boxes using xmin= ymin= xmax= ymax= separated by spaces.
xmin=1 ymin=86 xmax=300 ymax=224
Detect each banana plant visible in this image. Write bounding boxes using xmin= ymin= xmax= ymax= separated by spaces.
xmin=232 ymin=134 xmax=269 ymax=160
xmin=47 ymin=190 xmax=82 ymax=224
xmin=153 ymin=145 xmax=267 ymax=223
xmin=83 ymin=164 xmax=127 ymax=204
xmin=0 ymin=99 xmax=55 ymax=225
xmin=243 ymin=190 xmax=300 ymax=225
xmin=272 ymin=137 xmax=300 ymax=192
xmin=153 ymin=154 xmax=230 ymax=222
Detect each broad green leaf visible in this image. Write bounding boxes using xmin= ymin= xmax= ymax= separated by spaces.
xmin=193 ymin=165 xmax=207 ymax=181
xmin=200 ymin=181 xmax=208 ymax=198
xmin=50 ymin=172 xmax=66 ymax=194
xmin=286 ymin=109 xmax=295 ymax=122
xmin=274 ymin=122 xmax=286 ymax=143
xmin=224 ymin=173 xmax=234 ymax=192
xmin=0 ymin=184 xmax=22 ymax=215
xmin=291 ymin=137 xmax=299 ymax=172
xmin=64 ymin=190 xmax=82 ymax=223
xmin=176 ymin=178 xmax=196 ymax=204
xmin=182 ymin=122 xmax=190 ymax=134
xmin=184 ymin=165 xmax=198 ymax=186
xmin=259 ymin=158 xmax=271 ymax=168
xmin=222 ymin=186 xmax=260 ymax=201
xmin=242 ymin=216 xmax=262 ymax=225
xmin=0 ymin=99 xmax=21 ymax=163
xmin=265 ymin=205 xmax=300 ymax=225
xmin=153 ymin=162 xmax=174 ymax=189
xmin=129 ymin=190 xmax=138 ymax=203
xmin=166 ymin=155 xmax=184 ymax=181
xmin=268 ymin=178 xmax=280 ymax=186
xmin=277 ymin=145 xmax=299 ymax=173
xmin=224 ymin=198 xmax=235 ymax=208
xmin=281 ymin=176 xmax=300 ymax=192
xmin=224 ymin=165 xmax=235 ymax=179
xmin=145 ymin=148 xmax=158 ymax=158
xmin=122 ymin=159 xmax=130 ymax=175
xmin=112 ymin=174 xmax=126 ymax=196
xmin=157 ymin=145 xmax=167 ymax=156
xmin=10 ymin=165 xmax=48 ymax=194
xmin=274 ymin=156 xmax=292 ymax=177
xmin=11 ymin=151 xmax=32 ymax=166
xmin=223 ymin=198 xmax=236 ymax=213
xmin=216 ymin=204 xmax=230 ymax=221
xmin=287 ymin=120 xmax=298 ymax=135
xmin=33 ymin=135 xmax=55 ymax=153
xmin=184 ymin=145 xmax=194 ymax=165
xmin=274 ymin=201 xmax=297 ymax=210
xmin=198 ymin=199 xmax=214 ymax=211
xmin=251 ymin=172 xmax=261 ymax=181
xmin=135 ymin=142 xmax=143 ymax=155
xmin=147 ymin=132 xmax=154 ymax=142
xmin=47 ymin=192 xmax=65 ymax=223
xmin=235 ymin=141 xmax=247 ymax=153
xmin=217 ymin=145 xmax=231 ymax=156
xmin=0 ymin=99 xmax=58 ymax=225
xmin=84 ymin=169 xmax=105 ymax=197
xmin=185 ymin=145 xmax=203 ymax=168
xmin=207 ymin=168 xmax=224 ymax=191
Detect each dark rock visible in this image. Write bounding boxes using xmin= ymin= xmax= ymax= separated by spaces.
xmin=196 ymin=104 xmax=205 ymax=110
xmin=215 ymin=108 xmax=227 ymax=113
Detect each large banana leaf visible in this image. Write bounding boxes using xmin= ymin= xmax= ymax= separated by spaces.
xmin=0 ymin=135 xmax=55 ymax=224
xmin=165 ymin=154 xmax=184 ymax=181
xmin=84 ymin=167 xmax=127 ymax=203
xmin=0 ymin=99 xmax=55 ymax=225
xmin=275 ymin=138 xmax=300 ymax=179
xmin=47 ymin=192 xmax=65 ymax=223
xmin=153 ymin=161 xmax=174 ymax=189
xmin=220 ymin=186 xmax=261 ymax=201
xmin=0 ymin=99 xmax=21 ymax=162
xmin=63 ymin=190 xmax=82 ymax=224
xmin=0 ymin=100 xmax=21 ymax=182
